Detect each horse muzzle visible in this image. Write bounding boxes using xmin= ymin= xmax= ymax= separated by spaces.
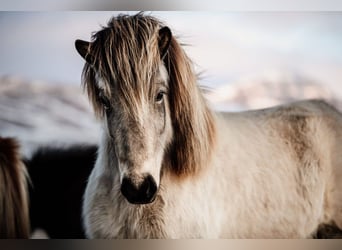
xmin=120 ymin=174 xmax=158 ymax=204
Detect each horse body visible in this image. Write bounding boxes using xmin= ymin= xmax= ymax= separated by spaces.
xmin=26 ymin=145 xmax=97 ymax=238
xmin=215 ymin=100 xmax=341 ymax=238
xmin=83 ymin=99 xmax=342 ymax=238
xmin=76 ymin=13 xmax=342 ymax=238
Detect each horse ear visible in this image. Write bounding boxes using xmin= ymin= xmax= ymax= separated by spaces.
xmin=158 ymin=27 xmax=172 ymax=59
xmin=75 ymin=39 xmax=93 ymax=64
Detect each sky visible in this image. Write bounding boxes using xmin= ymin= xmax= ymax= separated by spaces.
xmin=0 ymin=12 xmax=341 ymax=92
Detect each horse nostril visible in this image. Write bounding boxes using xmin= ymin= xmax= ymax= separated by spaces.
xmin=120 ymin=175 xmax=157 ymax=204
xmin=142 ymin=175 xmax=157 ymax=200
xmin=121 ymin=177 xmax=139 ymax=201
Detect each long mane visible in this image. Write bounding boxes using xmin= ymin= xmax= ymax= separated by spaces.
xmin=163 ymin=34 xmax=216 ymax=177
xmin=0 ymin=137 xmax=30 ymax=238
xmin=81 ymin=13 xmax=216 ymax=178
xmin=81 ymin=13 xmax=161 ymax=118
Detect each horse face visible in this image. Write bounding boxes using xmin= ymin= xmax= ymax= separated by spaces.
xmin=76 ymin=25 xmax=173 ymax=204
xmin=101 ymin=64 xmax=173 ymax=204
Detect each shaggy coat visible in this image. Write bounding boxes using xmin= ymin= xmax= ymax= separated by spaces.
xmin=76 ymin=13 xmax=342 ymax=238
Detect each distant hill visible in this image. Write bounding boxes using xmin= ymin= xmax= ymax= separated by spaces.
xmin=0 ymin=76 xmax=100 ymax=157
xmin=205 ymin=73 xmax=342 ymax=112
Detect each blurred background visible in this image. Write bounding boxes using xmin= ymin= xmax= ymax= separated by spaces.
xmin=1 ymin=11 xmax=342 ymax=156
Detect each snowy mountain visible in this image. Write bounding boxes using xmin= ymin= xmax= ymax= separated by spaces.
xmin=0 ymin=76 xmax=100 ymax=157
xmin=205 ymin=72 xmax=342 ymax=112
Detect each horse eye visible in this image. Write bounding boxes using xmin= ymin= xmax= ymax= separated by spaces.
xmin=155 ymin=91 xmax=165 ymax=103
xmin=99 ymin=92 xmax=110 ymax=110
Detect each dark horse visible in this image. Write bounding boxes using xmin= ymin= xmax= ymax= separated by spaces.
xmin=25 ymin=145 xmax=97 ymax=238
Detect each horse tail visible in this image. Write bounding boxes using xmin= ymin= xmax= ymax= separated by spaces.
xmin=0 ymin=137 xmax=30 ymax=238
